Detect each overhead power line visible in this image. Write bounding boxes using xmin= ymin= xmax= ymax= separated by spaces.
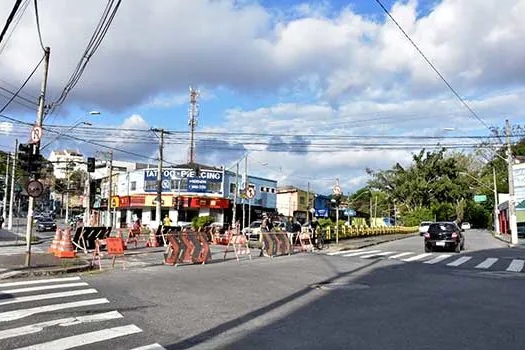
xmin=46 ymin=0 xmax=122 ymax=119
xmin=374 ymin=0 xmax=491 ymax=132
xmin=0 ymin=54 xmax=44 ymax=114
xmin=33 ymin=0 xmax=45 ymax=51
xmin=0 ymin=0 xmax=23 ymax=47
xmin=0 ymin=0 xmax=29 ymax=55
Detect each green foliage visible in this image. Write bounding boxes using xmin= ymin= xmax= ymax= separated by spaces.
xmin=464 ymin=202 xmax=491 ymax=228
xmin=402 ymin=208 xmax=434 ymax=227
xmin=192 ymin=216 xmax=213 ymax=229
xmin=317 ymin=218 xmax=333 ymax=227
xmin=431 ymin=202 xmax=456 ymax=222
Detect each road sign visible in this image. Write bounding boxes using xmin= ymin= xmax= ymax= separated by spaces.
xmin=246 ymin=187 xmax=256 ymax=199
xmin=344 ymin=208 xmax=357 ymax=217
xmin=31 ymin=125 xmax=43 ymax=143
xmin=332 ymin=185 xmax=342 ymax=195
xmin=27 ymin=180 xmax=44 ymax=198
xmin=474 ymin=194 xmax=487 ymax=203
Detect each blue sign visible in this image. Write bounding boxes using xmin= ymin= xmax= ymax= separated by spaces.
xmin=344 ymin=209 xmax=357 ymax=217
xmin=144 ymin=168 xmax=222 ymax=182
xmin=315 ymin=209 xmax=329 ymax=217
xmin=188 ymin=179 xmax=207 ymax=192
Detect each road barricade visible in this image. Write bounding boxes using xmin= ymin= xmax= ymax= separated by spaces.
xmin=223 ymin=231 xmax=251 ymax=261
xmin=92 ymin=237 xmax=126 ymax=270
xmin=294 ymin=232 xmax=314 ymax=253
xmin=261 ymin=232 xmax=292 ymax=258
xmin=72 ymin=226 xmax=112 ymax=253
xmin=164 ymin=230 xmax=211 ymax=266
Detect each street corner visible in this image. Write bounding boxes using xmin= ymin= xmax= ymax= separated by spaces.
xmin=0 ymin=253 xmax=92 ymax=280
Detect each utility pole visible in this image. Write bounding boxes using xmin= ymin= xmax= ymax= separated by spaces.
xmin=2 ymin=151 xmax=9 ymax=222
xmin=84 ymin=172 xmax=91 ymax=226
xmin=242 ymin=155 xmax=247 ymax=230
xmin=65 ymin=163 xmax=70 ymax=225
xmin=493 ymin=166 xmax=499 ymax=234
xmin=188 ymin=87 xmax=199 ymax=163
xmin=106 ymin=151 xmax=113 ymax=227
xmin=306 ymin=182 xmax=310 ymax=223
xmin=369 ymin=191 xmax=373 ymax=227
xmin=8 ymin=140 xmax=17 ymax=230
xmin=25 ymin=46 xmax=50 ymax=267
xmin=232 ymin=162 xmax=239 ymax=232
xmin=155 ymin=129 xmax=164 ymax=227
xmin=506 ymin=119 xmax=518 ymax=244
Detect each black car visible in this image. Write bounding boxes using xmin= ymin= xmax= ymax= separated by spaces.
xmin=424 ymin=222 xmax=464 ymax=253
xmin=36 ymin=218 xmax=57 ymax=232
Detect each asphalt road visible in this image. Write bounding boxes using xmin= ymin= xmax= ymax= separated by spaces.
xmin=1 ymin=230 xmax=524 ymax=349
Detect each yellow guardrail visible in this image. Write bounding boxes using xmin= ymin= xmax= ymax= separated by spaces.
xmin=317 ymin=226 xmax=418 ymax=240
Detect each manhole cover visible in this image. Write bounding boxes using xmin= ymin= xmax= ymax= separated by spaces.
xmin=310 ymin=282 xmax=370 ymax=291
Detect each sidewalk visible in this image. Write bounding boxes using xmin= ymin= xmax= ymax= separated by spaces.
xmin=0 ymin=228 xmax=25 ymax=246
xmin=0 ymin=253 xmax=91 ymax=279
xmin=325 ymin=232 xmax=419 ymax=252
xmin=494 ymin=233 xmax=525 ymax=248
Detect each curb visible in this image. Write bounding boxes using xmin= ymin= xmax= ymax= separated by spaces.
xmin=0 ymin=238 xmax=43 ymax=247
xmin=0 ymin=261 xmax=92 ymax=280
xmin=326 ymin=233 xmax=419 ymax=252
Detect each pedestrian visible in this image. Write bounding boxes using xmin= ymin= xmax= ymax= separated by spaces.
xmin=163 ymin=214 xmax=172 ymax=227
xmin=0 ymin=215 xmax=4 ymax=229
xmin=261 ymin=214 xmax=269 ymax=232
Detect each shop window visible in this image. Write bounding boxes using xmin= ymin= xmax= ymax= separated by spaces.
xmin=144 ymin=180 xmax=157 ymax=192
xmin=151 ymin=209 xmax=156 ymax=221
xmin=130 ymin=181 xmax=136 ymax=191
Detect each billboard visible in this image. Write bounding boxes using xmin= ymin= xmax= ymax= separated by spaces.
xmin=143 ymin=168 xmax=223 ymax=194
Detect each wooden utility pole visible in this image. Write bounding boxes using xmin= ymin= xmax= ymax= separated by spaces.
xmin=106 ymin=151 xmax=113 ymax=227
xmin=506 ymin=119 xmax=518 ymax=244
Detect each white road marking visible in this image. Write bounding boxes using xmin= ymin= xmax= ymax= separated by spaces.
xmin=0 ymin=311 xmax=123 ymax=340
xmin=360 ymin=251 xmax=396 ymax=259
xmin=424 ymin=254 xmax=452 ymax=264
xmin=343 ymin=250 xmax=381 ymax=257
xmin=446 ymin=256 xmax=472 ymax=267
xmin=0 ymin=276 xmax=81 ymax=288
xmin=475 ymin=258 xmax=498 ymax=269
xmin=130 ymin=343 xmax=167 ymax=350
xmin=0 ymin=298 xmax=109 ymax=323
xmin=14 ymin=324 xmax=142 ymax=350
xmin=0 ymin=268 xmax=7 ymax=272
xmin=402 ymin=253 xmax=432 ymax=262
xmin=0 ymin=282 xmax=89 ymax=294
xmin=388 ymin=252 xmax=413 ymax=259
xmin=328 ymin=249 xmax=363 ymax=256
xmin=506 ymin=259 xmax=525 ymax=272
xmin=0 ymin=288 xmax=98 ymax=306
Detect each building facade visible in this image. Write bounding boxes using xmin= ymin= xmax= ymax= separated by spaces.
xmin=103 ymin=163 xmax=278 ymax=228
xmin=276 ymin=186 xmax=314 ymax=223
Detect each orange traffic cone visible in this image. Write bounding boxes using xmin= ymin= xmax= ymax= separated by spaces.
xmin=55 ymin=228 xmax=76 ymax=258
xmin=48 ymin=228 xmax=62 ymax=254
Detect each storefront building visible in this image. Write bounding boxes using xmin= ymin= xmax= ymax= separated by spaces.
xmin=106 ymin=163 xmax=277 ymax=228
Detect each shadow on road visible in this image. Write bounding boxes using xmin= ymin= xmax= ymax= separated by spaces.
xmin=163 ymin=246 xmax=525 ymax=350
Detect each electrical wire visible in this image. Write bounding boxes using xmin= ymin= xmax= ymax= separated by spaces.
xmin=0 ymin=0 xmax=23 ymax=46
xmin=33 ymin=0 xmax=45 ymax=51
xmin=373 ymin=0 xmax=491 ymax=131
xmin=0 ymin=0 xmax=29 ymax=55
xmin=0 ymin=54 xmax=43 ymax=114
xmin=46 ymin=0 xmax=122 ymax=119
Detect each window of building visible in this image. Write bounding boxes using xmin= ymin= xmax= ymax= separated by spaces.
xmin=144 ymin=180 xmax=157 ymax=192
xmin=230 ymin=183 xmax=237 ymax=194
xmin=151 ymin=209 xmax=156 ymax=221
xmin=299 ymin=196 xmax=305 ymax=205
xmin=270 ymin=188 xmax=276 ymax=193
xmin=130 ymin=181 xmax=136 ymax=191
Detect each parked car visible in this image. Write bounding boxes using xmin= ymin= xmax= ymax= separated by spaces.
xmin=461 ymin=222 xmax=471 ymax=230
xmin=242 ymin=220 xmax=262 ymax=241
xmin=424 ymin=222 xmax=464 ymax=253
xmin=517 ymin=223 xmax=525 ymax=238
xmin=36 ymin=218 xmax=57 ymax=232
xmin=419 ymin=221 xmax=433 ymax=236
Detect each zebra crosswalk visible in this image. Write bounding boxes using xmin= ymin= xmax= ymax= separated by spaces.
xmin=325 ymin=249 xmax=525 ymax=273
xmin=0 ymin=276 xmax=163 ymax=349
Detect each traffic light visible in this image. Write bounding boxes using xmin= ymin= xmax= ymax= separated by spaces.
xmin=18 ymin=143 xmax=41 ymax=177
xmin=87 ymin=157 xmax=95 ymax=172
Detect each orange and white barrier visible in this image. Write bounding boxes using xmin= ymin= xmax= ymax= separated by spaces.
xmin=48 ymin=228 xmax=62 ymax=254
xmin=223 ymin=231 xmax=251 ymax=261
xmin=55 ymin=228 xmax=76 ymax=258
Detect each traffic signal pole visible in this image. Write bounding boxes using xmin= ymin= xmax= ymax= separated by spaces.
xmin=25 ymin=47 xmax=50 ymax=267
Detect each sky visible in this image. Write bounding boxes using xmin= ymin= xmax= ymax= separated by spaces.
xmin=1 ymin=0 xmax=524 ymax=194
